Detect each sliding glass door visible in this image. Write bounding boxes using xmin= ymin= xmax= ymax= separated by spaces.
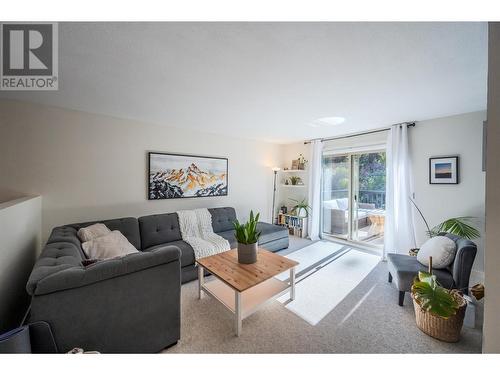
xmin=321 ymin=155 xmax=350 ymax=239
xmin=321 ymin=150 xmax=386 ymax=248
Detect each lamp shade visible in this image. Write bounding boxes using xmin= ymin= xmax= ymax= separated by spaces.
xmin=272 ymin=167 xmax=281 ymax=172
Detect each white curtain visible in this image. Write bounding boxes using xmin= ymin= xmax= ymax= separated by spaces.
xmin=308 ymin=140 xmax=323 ymax=241
xmin=384 ymin=124 xmax=416 ymax=258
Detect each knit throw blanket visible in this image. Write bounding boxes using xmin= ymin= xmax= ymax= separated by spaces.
xmin=176 ymin=208 xmax=230 ymax=260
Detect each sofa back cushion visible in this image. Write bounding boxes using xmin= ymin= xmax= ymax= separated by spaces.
xmin=208 ymin=207 xmax=237 ymax=233
xmin=139 ymin=213 xmax=182 ymax=249
xmin=26 ymin=242 xmax=84 ymax=295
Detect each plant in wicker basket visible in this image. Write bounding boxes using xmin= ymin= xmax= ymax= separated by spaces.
xmin=411 ymin=270 xmax=484 ymax=342
xmin=412 ymin=272 xmax=460 ymax=318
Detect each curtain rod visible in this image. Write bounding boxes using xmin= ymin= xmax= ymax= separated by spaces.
xmin=303 ymin=122 xmax=416 ymax=145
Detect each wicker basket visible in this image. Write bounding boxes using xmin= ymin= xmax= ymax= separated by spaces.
xmin=411 ymin=289 xmax=467 ymax=343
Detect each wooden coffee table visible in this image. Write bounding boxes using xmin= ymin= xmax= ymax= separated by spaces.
xmin=196 ymin=248 xmax=299 ymax=336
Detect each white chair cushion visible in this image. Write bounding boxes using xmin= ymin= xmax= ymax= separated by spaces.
xmin=77 ymin=223 xmax=111 ymax=242
xmin=82 ymin=230 xmax=139 ymax=260
xmin=417 ymin=236 xmax=457 ymax=269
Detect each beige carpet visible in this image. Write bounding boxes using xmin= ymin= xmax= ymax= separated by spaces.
xmin=164 ymin=242 xmax=482 ymax=354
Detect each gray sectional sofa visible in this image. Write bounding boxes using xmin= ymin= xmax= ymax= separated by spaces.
xmin=25 ymin=207 xmax=288 ymax=353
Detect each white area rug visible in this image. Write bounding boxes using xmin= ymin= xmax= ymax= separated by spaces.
xmin=278 ymin=241 xmax=380 ymax=325
xmin=276 ymin=240 xmax=346 ymax=276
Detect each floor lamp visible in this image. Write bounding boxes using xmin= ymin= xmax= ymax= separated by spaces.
xmin=271 ymin=167 xmax=281 ymax=224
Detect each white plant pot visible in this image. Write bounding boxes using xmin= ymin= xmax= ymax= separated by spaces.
xmin=296 ymin=208 xmax=307 ymax=218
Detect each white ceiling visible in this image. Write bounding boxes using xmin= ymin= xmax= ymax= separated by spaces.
xmin=0 ymin=22 xmax=488 ymax=144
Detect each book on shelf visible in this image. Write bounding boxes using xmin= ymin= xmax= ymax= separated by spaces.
xmin=277 ymin=213 xmax=307 ymax=238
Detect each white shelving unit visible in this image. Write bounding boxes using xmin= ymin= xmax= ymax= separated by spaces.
xmin=275 ymin=167 xmax=309 ymax=238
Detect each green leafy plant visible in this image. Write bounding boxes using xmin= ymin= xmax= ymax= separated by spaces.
xmin=289 ymin=176 xmax=302 ymax=185
xmin=233 ymin=210 xmax=261 ymax=244
xmin=412 ymin=271 xmax=460 ymax=318
xmin=289 ymin=198 xmax=311 ymax=218
xmin=298 ymin=153 xmax=308 ymax=166
xmin=410 ymin=198 xmax=480 ymax=240
xmin=428 ymin=217 xmax=480 ymax=239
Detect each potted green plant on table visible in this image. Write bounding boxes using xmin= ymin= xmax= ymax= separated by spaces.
xmin=233 ymin=211 xmax=261 ymax=264
xmin=411 ymin=267 xmax=484 ymax=342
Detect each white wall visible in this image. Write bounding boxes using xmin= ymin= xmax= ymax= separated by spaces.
xmin=0 ymin=100 xmax=280 ymax=242
xmin=0 ymin=196 xmax=42 ymax=332
xmin=409 ymin=111 xmax=486 ymax=274
xmin=483 ymin=22 xmax=500 ymax=354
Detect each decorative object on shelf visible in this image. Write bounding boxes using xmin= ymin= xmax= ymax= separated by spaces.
xmin=410 ymin=198 xmax=480 ymax=240
xmin=233 ymin=211 xmax=261 ymax=264
xmin=280 ymin=205 xmax=287 ymax=214
xmin=289 ymin=198 xmax=311 ymax=218
xmin=271 ymin=167 xmax=281 ymax=224
xmin=429 ymin=156 xmax=459 ymax=184
xmin=297 ymin=153 xmax=308 ymax=170
xmin=284 ymin=178 xmax=289 ymax=185
xmin=411 ymin=268 xmax=484 ymax=342
xmin=288 ymin=176 xmax=302 ymax=186
xmin=148 ymin=152 xmax=228 ymax=199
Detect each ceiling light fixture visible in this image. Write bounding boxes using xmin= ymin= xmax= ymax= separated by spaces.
xmin=309 ymin=116 xmax=346 ymax=128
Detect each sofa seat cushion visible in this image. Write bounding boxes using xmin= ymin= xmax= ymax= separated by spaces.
xmin=218 ymin=223 xmax=288 ymax=249
xmin=145 ymin=240 xmax=195 ymax=267
xmin=256 ymin=222 xmax=289 ymax=244
xmin=387 ymin=253 xmax=454 ymax=292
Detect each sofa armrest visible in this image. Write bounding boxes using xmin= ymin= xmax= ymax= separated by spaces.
xmin=30 ymin=245 xmax=181 ymax=296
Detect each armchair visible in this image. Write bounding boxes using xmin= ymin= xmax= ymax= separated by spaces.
xmin=386 ymin=233 xmax=477 ymax=306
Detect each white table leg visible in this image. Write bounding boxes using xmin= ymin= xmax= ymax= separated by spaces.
xmin=235 ymin=291 xmax=242 ymax=337
xmin=290 ymin=267 xmax=296 ymax=301
xmin=198 ymin=265 xmax=204 ymax=299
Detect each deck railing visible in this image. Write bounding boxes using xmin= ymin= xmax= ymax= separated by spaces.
xmin=323 ymin=189 xmax=386 ymax=209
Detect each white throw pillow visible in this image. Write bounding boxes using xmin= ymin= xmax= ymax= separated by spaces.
xmin=336 ymin=198 xmax=349 ymax=211
xmin=417 ymin=236 xmax=457 ymax=269
xmin=82 ymin=231 xmax=138 ymax=260
xmin=77 ymin=223 xmax=111 ymax=242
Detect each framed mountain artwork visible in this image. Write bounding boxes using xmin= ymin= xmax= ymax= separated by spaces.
xmin=148 ymin=152 xmax=228 ymax=199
